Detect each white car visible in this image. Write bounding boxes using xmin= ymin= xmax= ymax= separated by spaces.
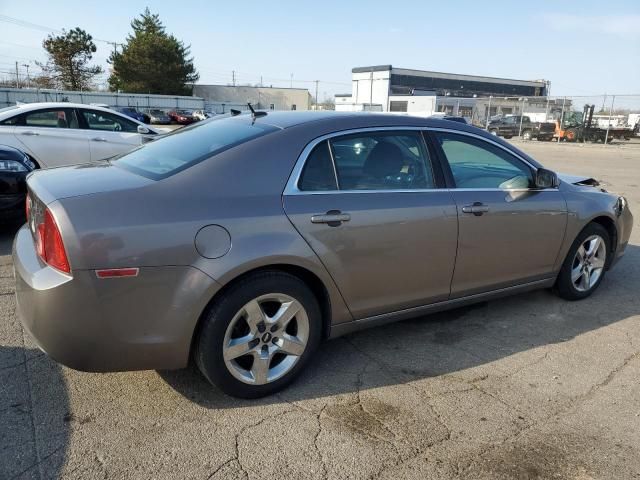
xmin=192 ymin=110 xmax=212 ymax=121
xmin=0 ymin=102 xmax=163 ymax=168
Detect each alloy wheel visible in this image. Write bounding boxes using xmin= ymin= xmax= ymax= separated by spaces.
xmin=222 ymin=293 xmax=309 ymax=385
xmin=571 ymin=235 xmax=606 ymax=292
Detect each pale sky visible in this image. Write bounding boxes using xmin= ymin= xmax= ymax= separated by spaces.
xmin=0 ymin=0 xmax=638 ymax=102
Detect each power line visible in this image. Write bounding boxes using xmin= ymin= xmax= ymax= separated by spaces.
xmin=0 ymin=14 xmax=122 ymax=46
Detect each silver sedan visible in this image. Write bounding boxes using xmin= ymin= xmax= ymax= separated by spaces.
xmin=13 ymin=112 xmax=633 ymax=398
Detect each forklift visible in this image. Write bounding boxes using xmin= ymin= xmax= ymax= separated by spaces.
xmin=554 ymin=104 xmax=632 ymax=143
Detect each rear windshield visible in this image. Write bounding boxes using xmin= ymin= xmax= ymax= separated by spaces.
xmin=115 ymin=117 xmax=279 ymax=179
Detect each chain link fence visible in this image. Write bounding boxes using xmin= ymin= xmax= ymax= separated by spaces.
xmin=437 ymin=94 xmax=640 ymax=144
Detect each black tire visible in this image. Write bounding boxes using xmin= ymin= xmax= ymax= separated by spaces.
xmin=556 ymin=223 xmax=611 ymax=301
xmin=503 ymin=135 xmax=513 ymax=139
xmin=195 ymin=271 xmax=322 ymax=398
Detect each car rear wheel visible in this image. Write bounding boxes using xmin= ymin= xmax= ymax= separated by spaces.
xmin=195 ymin=271 xmax=322 ymax=398
xmin=556 ymin=223 xmax=610 ymax=300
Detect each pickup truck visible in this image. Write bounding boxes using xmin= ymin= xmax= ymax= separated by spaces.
xmin=488 ymin=116 xmax=556 ymax=141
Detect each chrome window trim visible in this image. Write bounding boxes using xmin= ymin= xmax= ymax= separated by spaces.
xmin=283 ymin=126 xmax=549 ymax=196
xmin=326 ymin=140 xmax=341 ymax=189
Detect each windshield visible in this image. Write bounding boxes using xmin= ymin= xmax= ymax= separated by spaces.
xmin=115 ymin=117 xmax=279 ymax=179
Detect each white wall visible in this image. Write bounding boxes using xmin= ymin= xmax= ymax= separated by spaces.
xmin=0 ymin=87 xmax=204 ymax=110
xmin=388 ymin=95 xmax=436 ymax=117
xmin=352 ymin=70 xmax=390 ymax=108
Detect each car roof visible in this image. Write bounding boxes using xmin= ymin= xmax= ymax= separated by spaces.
xmin=243 ymin=110 xmax=477 ymax=133
xmin=233 ymin=111 xmax=543 ymax=168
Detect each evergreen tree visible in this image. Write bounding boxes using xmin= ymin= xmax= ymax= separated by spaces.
xmin=108 ymin=9 xmax=198 ymax=95
xmin=37 ymin=28 xmax=103 ymax=90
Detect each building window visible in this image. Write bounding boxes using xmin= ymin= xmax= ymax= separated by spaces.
xmin=389 ymin=101 xmax=408 ymax=112
xmin=291 ymin=104 xmax=297 ymax=111
xmin=269 ymin=104 xmax=275 ymax=110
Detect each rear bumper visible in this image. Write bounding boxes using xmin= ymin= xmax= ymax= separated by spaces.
xmin=13 ymin=224 xmax=220 ymax=372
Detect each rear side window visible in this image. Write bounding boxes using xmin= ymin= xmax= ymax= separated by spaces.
xmin=297 ymin=131 xmax=435 ymax=191
xmin=330 ymin=132 xmax=435 ymax=190
xmin=115 ymin=117 xmax=278 ymax=179
xmin=298 ymin=141 xmax=337 ymax=191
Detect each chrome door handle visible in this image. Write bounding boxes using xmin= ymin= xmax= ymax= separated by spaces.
xmin=311 ymin=210 xmax=351 ymax=226
xmin=462 ymin=202 xmax=490 ymax=216
xmin=91 ymin=137 xmax=108 ymax=142
xmin=22 ymin=131 xmax=39 ymax=136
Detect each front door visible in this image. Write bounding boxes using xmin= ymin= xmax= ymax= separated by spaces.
xmin=284 ymin=130 xmax=458 ymax=319
xmin=13 ymin=108 xmax=91 ymax=167
xmin=79 ymin=109 xmax=145 ymax=161
xmin=430 ymin=131 xmax=567 ymax=297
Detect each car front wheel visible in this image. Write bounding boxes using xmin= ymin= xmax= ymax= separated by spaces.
xmin=195 ymin=271 xmax=322 ymax=398
xmin=556 ymin=223 xmax=610 ymax=300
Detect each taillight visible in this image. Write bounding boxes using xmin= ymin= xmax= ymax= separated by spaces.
xmin=35 ymin=208 xmax=70 ymax=273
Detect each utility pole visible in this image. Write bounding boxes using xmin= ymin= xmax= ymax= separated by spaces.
xmin=22 ymin=64 xmax=30 ymax=88
xmin=290 ymin=73 xmax=293 ymax=88
xmin=518 ymin=98 xmax=526 ymax=137
xmin=15 ymin=61 xmax=19 ymax=88
xmin=604 ymin=95 xmax=615 ymax=145
xmin=314 ymin=80 xmax=319 ymax=110
xmin=232 ymin=70 xmax=236 ymax=86
xmin=260 ymin=75 xmax=263 ymax=87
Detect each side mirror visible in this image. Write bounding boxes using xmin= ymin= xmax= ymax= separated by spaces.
xmin=535 ymin=168 xmax=559 ymax=189
xmin=137 ymin=125 xmax=150 ymax=134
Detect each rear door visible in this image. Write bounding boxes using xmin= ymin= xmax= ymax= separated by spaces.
xmin=13 ymin=108 xmax=90 ymax=167
xmin=283 ymin=129 xmax=458 ymax=319
xmin=79 ymin=108 xmax=146 ymax=161
xmin=429 ymin=130 xmax=567 ymax=297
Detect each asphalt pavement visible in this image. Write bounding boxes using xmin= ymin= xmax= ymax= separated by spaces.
xmin=1 ymin=140 xmax=639 ymax=479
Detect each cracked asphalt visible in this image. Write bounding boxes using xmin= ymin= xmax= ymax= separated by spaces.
xmin=1 ymin=141 xmax=640 ymax=479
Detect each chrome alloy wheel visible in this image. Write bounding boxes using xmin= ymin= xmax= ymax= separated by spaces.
xmin=571 ymin=234 xmax=606 ymax=292
xmin=222 ymin=294 xmax=310 ymax=385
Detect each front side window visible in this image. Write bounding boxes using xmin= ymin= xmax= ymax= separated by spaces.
xmin=433 ymin=132 xmax=533 ymax=189
xmin=82 ymin=110 xmax=138 ymax=133
xmin=24 ymin=109 xmax=79 ymax=129
xmin=298 ymin=131 xmax=435 ymax=191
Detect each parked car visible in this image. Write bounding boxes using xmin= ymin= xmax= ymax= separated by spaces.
xmin=0 ymin=144 xmax=35 ymax=223
xmin=429 ymin=113 xmax=469 ymax=124
xmin=13 ymin=112 xmax=633 ymax=398
xmin=148 ymin=109 xmax=172 ymax=125
xmin=0 ymin=103 xmax=162 ymax=168
xmin=488 ymin=115 xmax=556 ymax=141
xmin=113 ymin=107 xmax=149 ymax=124
xmin=193 ymin=110 xmax=214 ymax=121
xmin=168 ymin=109 xmax=196 ymax=124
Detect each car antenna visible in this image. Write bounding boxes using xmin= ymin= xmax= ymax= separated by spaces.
xmin=247 ymin=103 xmax=267 ymax=120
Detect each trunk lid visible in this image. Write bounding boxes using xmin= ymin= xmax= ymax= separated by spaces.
xmin=27 ymin=162 xmax=154 ymax=205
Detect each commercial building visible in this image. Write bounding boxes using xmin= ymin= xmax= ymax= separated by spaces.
xmin=335 ymin=65 xmax=549 ymax=121
xmin=192 ymin=85 xmax=311 ymax=113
